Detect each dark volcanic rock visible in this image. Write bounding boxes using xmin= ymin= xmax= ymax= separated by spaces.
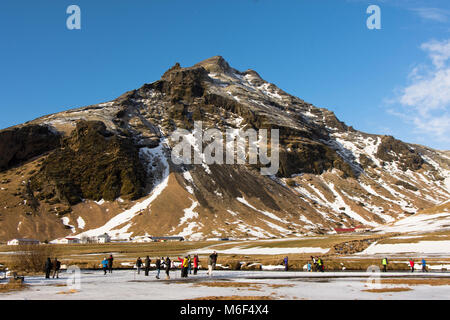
xmin=375 ymin=136 xmax=424 ymax=171
xmin=279 ymin=142 xmax=355 ymax=178
xmin=0 ymin=125 xmax=61 ymax=171
xmin=31 ymin=120 xmax=146 ymax=205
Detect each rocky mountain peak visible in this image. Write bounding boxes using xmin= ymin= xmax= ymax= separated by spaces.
xmin=195 ymin=55 xmax=233 ymax=74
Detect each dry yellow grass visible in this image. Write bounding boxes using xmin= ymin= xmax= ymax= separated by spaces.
xmin=362 ymin=287 xmax=412 ymax=293
xmin=57 ymin=289 xmax=79 ymax=294
xmin=266 ymin=284 xmax=294 ymax=289
xmin=380 ymin=278 xmax=450 ymax=286
xmin=418 ymin=202 xmax=450 ymax=215
xmin=193 ymin=281 xmax=261 ymax=289
xmin=0 ymin=280 xmax=27 ymax=293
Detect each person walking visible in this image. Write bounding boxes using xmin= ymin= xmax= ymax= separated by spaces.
xmin=409 ymin=259 xmax=415 ymax=272
xmin=421 ymin=258 xmax=428 ymax=272
xmin=187 ymin=255 xmax=192 ymax=275
xmin=317 ymin=257 xmax=324 ymax=272
xmin=136 ymin=257 xmax=143 ymax=275
xmin=193 ymin=254 xmax=199 ymax=275
xmin=155 ymin=257 xmax=162 ymax=279
xmin=312 ymin=256 xmax=318 ymax=272
xmin=283 ymin=256 xmax=289 ymax=271
xmin=178 ymin=256 xmax=189 ymax=278
xmin=52 ymin=258 xmax=61 ymax=279
xmin=145 ymin=256 xmax=151 ymax=276
xmin=165 ymin=257 xmax=171 ymax=280
xmin=107 ymin=255 xmax=114 ymax=274
xmin=207 ymin=251 xmax=218 ymax=277
xmin=101 ymin=257 xmax=108 ymax=275
xmin=382 ymin=257 xmax=388 ymax=272
xmin=307 ymin=262 xmax=312 ymax=272
xmin=44 ymin=257 xmax=53 ymax=279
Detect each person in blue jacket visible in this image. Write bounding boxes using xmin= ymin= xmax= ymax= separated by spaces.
xmin=101 ymin=257 xmax=109 ymax=275
xmin=421 ymin=258 xmax=428 ymax=272
xmin=283 ymin=256 xmax=289 ymax=271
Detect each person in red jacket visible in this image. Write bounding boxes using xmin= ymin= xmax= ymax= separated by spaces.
xmin=193 ymin=254 xmax=199 ymax=275
xmin=409 ymin=259 xmax=415 ymax=273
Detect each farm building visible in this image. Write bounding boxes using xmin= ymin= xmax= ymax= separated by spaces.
xmin=7 ymin=238 xmax=40 ymax=245
xmin=50 ymin=237 xmax=80 ymax=244
xmin=97 ymin=233 xmax=111 ymax=243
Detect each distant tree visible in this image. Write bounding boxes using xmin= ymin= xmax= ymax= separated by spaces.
xmin=10 ymin=244 xmax=55 ymax=272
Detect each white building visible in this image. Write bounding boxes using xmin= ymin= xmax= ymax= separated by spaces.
xmin=50 ymin=237 xmax=80 ymax=244
xmin=97 ymin=233 xmax=111 ymax=243
xmin=62 ymin=237 xmax=80 ymax=244
xmin=7 ymin=238 xmax=40 ymax=246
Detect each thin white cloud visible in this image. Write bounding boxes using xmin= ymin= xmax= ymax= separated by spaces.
xmin=411 ymin=7 xmax=449 ymax=23
xmin=392 ymin=39 xmax=450 ymax=148
xmin=421 ymin=39 xmax=450 ymax=68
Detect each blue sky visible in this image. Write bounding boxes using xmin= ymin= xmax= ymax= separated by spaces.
xmin=1 ymin=0 xmax=450 ymax=149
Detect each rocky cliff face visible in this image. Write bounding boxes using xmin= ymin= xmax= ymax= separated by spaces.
xmin=0 ymin=125 xmax=61 ymax=171
xmin=30 ymin=120 xmax=147 ymax=206
xmin=0 ymin=56 xmax=449 ymax=241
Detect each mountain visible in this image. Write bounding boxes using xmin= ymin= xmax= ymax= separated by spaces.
xmin=0 ymin=56 xmax=449 ymax=241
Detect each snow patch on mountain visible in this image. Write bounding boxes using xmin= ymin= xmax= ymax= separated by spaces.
xmin=74 ymin=141 xmax=170 ymax=240
xmin=237 ymin=197 xmax=288 ymax=224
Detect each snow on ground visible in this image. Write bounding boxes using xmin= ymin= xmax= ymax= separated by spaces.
xmin=373 ymin=212 xmax=450 ymax=234
xmin=182 ymin=171 xmax=194 ymax=184
xmin=326 ymin=183 xmax=378 ymax=227
xmin=77 ymin=217 xmax=85 ymax=229
xmin=358 ymin=241 xmax=450 ymax=255
xmin=61 ymin=217 xmax=75 ymax=233
xmin=94 ymin=199 xmax=105 ymax=205
xmin=1 ymin=270 xmax=449 ymax=300
xmin=178 ymin=200 xmax=199 ymax=225
xmin=172 ymin=200 xmax=203 ymax=241
xmin=236 ymin=197 xmax=288 ymax=224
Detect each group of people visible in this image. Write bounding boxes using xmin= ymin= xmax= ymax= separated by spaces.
xmin=177 ymin=255 xmax=198 ymax=278
xmin=133 ymin=251 xmax=218 ymax=279
xmin=308 ymin=256 xmax=325 ymax=272
xmin=282 ymin=256 xmax=325 ymax=272
xmin=382 ymin=257 xmax=428 ymax=272
xmin=44 ymin=257 xmax=61 ymax=279
xmin=135 ymin=256 xmax=172 ymax=279
xmin=101 ymin=255 xmax=114 ymax=275
xmin=409 ymin=258 xmax=428 ymax=273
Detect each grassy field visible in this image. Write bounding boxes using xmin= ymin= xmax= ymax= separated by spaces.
xmin=1 ymin=232 xmax=449 ymax=272
xmin=207 ymin=234 xmax=372 ymax=250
